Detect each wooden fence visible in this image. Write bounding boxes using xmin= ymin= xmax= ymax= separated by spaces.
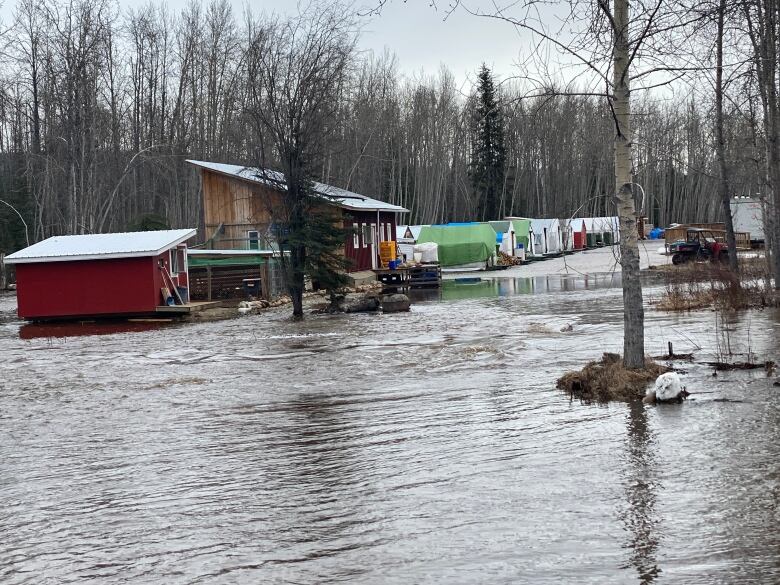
xmin=189 ymin=265 xmax=269 ymax=301
xmin=664 ymin=224 xmax=751 ymax=250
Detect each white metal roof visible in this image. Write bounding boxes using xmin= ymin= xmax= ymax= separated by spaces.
xmin=5 ymin=229 xmax=196 ymax=264
xmin=187 ymin=160 xmax=408 ymax=213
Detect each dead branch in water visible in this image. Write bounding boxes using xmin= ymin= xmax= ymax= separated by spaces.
xmin=705 ymin=360 xmax=776 ymax=372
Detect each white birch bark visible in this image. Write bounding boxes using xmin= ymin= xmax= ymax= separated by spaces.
xmin=613 ymin=0 xmax=645 ymax=369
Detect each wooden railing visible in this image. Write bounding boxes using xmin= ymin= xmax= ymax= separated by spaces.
xmin=664 ymin=225 xmax=751 ymax=249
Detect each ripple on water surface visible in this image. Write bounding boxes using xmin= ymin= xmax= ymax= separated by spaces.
xmin=0 ymin=285 xmax=779 ymax=584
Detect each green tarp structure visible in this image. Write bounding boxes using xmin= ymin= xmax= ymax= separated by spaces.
xmin=417 ymin=223 xmax=497 ymax=267
xmin=188 ymin=256 xmax=266 ymax=267
xmin=487 ymin=221 xmax=510 ymax=241
xmin=509 ymin=218 xmax=531 ymax=251
xmin=487 ymin=219 xmax=531 ymax=252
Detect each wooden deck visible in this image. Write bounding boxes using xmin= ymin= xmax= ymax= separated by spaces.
xmin=374 ymin=264 xmax=442 ymax=290
xmin=155 ymin=301 xmax=225 ymax=314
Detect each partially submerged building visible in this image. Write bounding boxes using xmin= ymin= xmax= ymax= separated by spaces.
xmin=188 ymin=160 xmax=408 ymax=272
xmin=6 ymin=229 xmax=195 ymax=320
xmin=416 ymin=223 xmax=497 ymax=270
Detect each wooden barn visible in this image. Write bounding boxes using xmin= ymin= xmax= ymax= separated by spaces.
xmin=5 ymin=229 xmax=195 ymax=321
xmin=188 ymin=160 xmax=408 ymax=272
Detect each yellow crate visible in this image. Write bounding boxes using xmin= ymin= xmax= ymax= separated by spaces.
xmin=379 ymin=240 xmax=396 ymax=261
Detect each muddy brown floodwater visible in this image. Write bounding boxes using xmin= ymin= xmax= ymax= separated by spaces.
xmin=1 ymin=276 xmax=779 ymax=584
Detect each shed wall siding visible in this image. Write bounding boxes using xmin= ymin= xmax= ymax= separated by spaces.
xmin=200 ymin=168 xmax=399 ymax=271
xmin=202 ymin=169 xmax=284 ymax=250
xmin=344 ymin=211 xmax=398 ymax=271
xmin=15 ymin=257 xmax=160 ymax=319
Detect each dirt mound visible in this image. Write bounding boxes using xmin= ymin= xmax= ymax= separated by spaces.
xmin=556 ymin=353 xmax=670 ymax=403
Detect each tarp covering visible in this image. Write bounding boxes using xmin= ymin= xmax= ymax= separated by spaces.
xmin=487 ymin=219 xmax=531 ymax=252
xmin=530 ymin=218 xmax=562 ymax=255
xmin=188 ymin=256 xmax=267 ymax=268
xmin=417 ymin=223 xmax=496 ymax=267
xmin=509 ymin=218 xmax=531 ymax=251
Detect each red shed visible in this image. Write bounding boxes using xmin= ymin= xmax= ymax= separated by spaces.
xmin=570 ymin=219 xmax=588 ymax=250
xmin=6 ymin=229 xmax=196 ymax=321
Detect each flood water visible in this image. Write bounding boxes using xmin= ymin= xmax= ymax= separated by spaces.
xmin=1 ymin=278 xmax=779 ymax=584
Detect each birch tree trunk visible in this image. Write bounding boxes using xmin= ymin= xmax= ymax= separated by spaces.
xmin=613 ymin=0 xmax=645 ymax=369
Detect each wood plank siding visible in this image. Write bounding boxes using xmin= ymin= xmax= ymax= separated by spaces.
xmin=202 ymin=170 xmax=285 ymax=250
xmin=198 ymin=167 xmax=399 ymax=272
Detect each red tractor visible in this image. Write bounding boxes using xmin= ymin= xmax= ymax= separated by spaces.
xmin=669 ymin=228 xmax=730 ymax=265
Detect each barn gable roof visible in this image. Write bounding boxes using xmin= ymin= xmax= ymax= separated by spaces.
xmin=187 ymin=160 xmax=408 ymax=213
xmin=5 ymin=229 xmax=196 ymax=264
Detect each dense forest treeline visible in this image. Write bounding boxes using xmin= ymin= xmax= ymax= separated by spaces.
xmin=0 ymin=0 xmax=766 ymax=253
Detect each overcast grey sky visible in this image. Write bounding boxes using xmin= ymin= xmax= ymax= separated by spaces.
xmin=221 ymin=1 xmax=530 ymax=89
xmin=0 ymin=0 xmax=530 ymax=90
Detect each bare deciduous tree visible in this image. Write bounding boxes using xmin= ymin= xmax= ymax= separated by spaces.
xmin=246 ymin=3 xmax=357 ymax=317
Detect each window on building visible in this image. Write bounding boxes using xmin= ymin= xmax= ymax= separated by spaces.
xmin=362 ymin=224 xmax=370 ymax=248
xmin=247 ymin=230 xmax=260 ymax=250
xmin=353 ymin=224 xmax=360 ymax=249
xmin=370 ymin=224 xmax=376 ymax=247
xmin=379 ymin=223 xmax=385 ymax=243
xmin=170 ymin=249 xmax=180 ymax=274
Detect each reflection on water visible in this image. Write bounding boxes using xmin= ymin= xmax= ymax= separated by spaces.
xmin=0 ymin=282 xmax=779 ymax=584
xmin=414 ymin=273 xmax=625 ymax=303
xmin=18 ymin=320 xmax=170 ymax=340
xmin=622 ymin=401 xmax=661 ymax=584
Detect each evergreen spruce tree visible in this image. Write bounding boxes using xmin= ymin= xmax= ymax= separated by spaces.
xmin=270 ymin=175 xmax=352 ymax=317
xmin=469 ymin=64 xmax=507 ymax=221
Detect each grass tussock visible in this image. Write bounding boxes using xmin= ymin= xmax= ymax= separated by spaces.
xmin=654 ymin=261 xmax=778 ymax=312
xmin=556 ymin=353 xmax=670 ymax=403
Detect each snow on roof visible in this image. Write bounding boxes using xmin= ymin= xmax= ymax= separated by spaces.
xmin=5 ymin=229 xmax=196 ymax=264
xmin=187 ymin=160 xmax=408 ymax=213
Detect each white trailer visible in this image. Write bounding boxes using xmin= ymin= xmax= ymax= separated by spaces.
xmin=730 ymin=197 xmax=764 ymax=244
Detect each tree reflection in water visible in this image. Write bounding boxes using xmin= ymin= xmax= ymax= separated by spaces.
xmin=621 ymin=400 xmax=661 ymax=584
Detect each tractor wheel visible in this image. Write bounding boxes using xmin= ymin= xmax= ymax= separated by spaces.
xmin=672 ymin=253 xmax=685 ymax=265
xmin=718 ymin=251 xmax=729 ymax=264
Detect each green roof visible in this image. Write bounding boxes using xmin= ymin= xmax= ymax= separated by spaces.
xmin=188 ymin=256 xmax=267 ymax=268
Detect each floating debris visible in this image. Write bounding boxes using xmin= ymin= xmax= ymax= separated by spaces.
xmin=556 ymin=352 xmax=670 ymax=403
